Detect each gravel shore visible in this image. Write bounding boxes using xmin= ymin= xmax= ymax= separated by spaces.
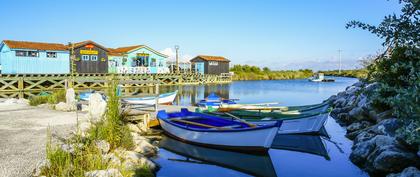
xmin=0 ymin=102 xmax=87 ymax=177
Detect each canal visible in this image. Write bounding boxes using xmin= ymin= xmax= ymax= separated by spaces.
xmin=153 ymin=77 xmax=368 ymax=177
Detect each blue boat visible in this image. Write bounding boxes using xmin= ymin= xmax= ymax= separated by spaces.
xmin=157 ymin=108 xmax=281 ymax=152
xmin=197 ymin=93 xmax=237 ymax=108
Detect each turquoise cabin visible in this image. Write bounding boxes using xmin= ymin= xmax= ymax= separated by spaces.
xmin=0 ymin=40 xmax=70 ymax=74
xmin=108 ymin=45 xmax=169 ymax=74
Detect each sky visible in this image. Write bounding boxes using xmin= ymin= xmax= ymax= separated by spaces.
xmin=0 ymin=0 xmax=402 ymax=70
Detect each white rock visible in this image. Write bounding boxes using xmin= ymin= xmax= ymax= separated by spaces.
xmin=16 ymin=98 xmax=29 ymax=105
xmin=102 ymin=153 xmax=121 ymax=167
xmin=127 ymin=123 xmax=142 ymax=133
xmin=95 ymin=140 xmax=110 ymax=154
xmin=77 ymin=121 xmax=92 ymax=137
xmin=88 ymin=93 xmax=107 ymax=123
xmin=65 ymin=88 xmax=77 ymax=109
xmin=84 ymin=169 xmax=122 ymax=177
xmin=133 ymin=138 xmax=158 ymax=156
xmin=55 ymin=102 xmax=75 ymax=112
xmin=117 ymin=150 xmax=157 ymax=171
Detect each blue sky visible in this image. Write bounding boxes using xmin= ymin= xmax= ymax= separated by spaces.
xmin=0 ymin=0 xmax=401 ymax=70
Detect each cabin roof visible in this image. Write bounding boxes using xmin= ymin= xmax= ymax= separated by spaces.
xmin=70 ymin=40 xmax=109 ymax=51
xmin=2 ymin=40 xmax=69 ymax=51
xmin=109 ymin=45 xmax=168 ymax=58
xmin=191 ymin=55 xmax=230 ymax=62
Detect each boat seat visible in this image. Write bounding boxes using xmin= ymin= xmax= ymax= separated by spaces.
xmin=210 ymin=124 xmax=242 ymax=130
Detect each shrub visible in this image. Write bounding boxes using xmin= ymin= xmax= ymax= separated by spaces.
xmin=29 ymin=90 xmax=66 ymax=106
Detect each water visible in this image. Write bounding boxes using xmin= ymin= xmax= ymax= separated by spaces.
xmin=154 ymin=77 xmax=368 ymax=177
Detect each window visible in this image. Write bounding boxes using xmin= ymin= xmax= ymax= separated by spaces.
xmin=16 ymin=50 xmax=27 ymax=56
xmin=46 ymin=52 xmax=57 ymax=58
xmin=209 ymin=61 xmax=218 ymax=66
xmin=15 ymin=50 xmax=38 ymax=57
xmin=90 ymin=55 xmax=98 ymax=61
xmin=28 ymin=51 xmax=39 ymax=57
xmin=151 ymin=58 xmax=156 ymax=67
xmin=82 ymin=55 xmax=89 ymax=61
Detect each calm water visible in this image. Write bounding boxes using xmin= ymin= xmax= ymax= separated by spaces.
xmin=154 ymin=77 xmax=368 ymax=177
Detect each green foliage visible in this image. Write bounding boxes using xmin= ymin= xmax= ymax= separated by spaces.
xmin=347 ymin=0 xmax=420 ymax=144
xmin=42 ymin=129 xmax=108 ymax=177
xmin=230 ymin=64 xmax=313 ymax=80
xmin=88 ymin=80 xmax=134 ymax=150
xmin=29 ymin=90 xmax=66 ymax=106
xmin=321 ymin=69 xmax=368 ymax=79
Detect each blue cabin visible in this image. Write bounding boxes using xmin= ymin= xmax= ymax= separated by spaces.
xmin=0 ymin=40 xmax=70 ymax=74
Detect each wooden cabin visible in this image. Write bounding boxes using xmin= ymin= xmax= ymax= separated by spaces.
xmin=70 ymin=40 xmax=109 ymax=73
xmin=0 ymin=40 xmax=70 ymax=74
xmin=190 ymin=55 xmax=230 ymax=75
xmin=108 ymin=45 xmax=169 ymax=74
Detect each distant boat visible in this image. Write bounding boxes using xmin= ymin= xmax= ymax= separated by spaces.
xmin=308 ymin=73 xmax=335 ymax=82
xmin=79 ymin=90 xmax=105 ymax=101
xmin=122 ymin=90 xmax=178 ymax=105
xmin=157 ymin=108 xmax=281 ymax=152
xmin=197 ymin=93 xmax=237 ymax=109
xmin=159 ymin=136 xmax=278 ymax=177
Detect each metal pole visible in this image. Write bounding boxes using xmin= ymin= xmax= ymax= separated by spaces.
xmin=175 ymin=45 xmax=179 ymax=74
xmin=154 ymin=83 xmax=159 ymax=112
xmin=338 ymin=49 xmax=342 ymax=74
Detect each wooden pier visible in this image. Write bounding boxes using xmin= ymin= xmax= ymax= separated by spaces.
xmin=0 ymin=73 xmax=232 ymax=98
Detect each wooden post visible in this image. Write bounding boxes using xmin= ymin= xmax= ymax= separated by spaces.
xmin=154 ymin=83 xmax=159 ymax=112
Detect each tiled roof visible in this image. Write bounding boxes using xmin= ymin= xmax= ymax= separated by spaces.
xmin=111 ymin=45 xmax=144 ymax=53
xmin=2 ymin=40 xmax=68 ymax=51
xmin=192 ymin=55 xmax=230 ymax=62
xmin=70 ymin=40 xmax=109 ymax=51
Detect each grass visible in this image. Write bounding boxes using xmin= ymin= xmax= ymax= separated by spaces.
xmin=230 ymin=65 xmax=314 ymax=81
xmin=41 ymin=79 xmax=151 ymax=177
xmin=320 ymin=69 xmax=368 ymax=79
xmin=29 ymin=90 xmax=66 ymax=106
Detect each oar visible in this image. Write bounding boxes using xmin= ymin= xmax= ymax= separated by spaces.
xmin=224 ymin=112 xmax=257 ymax=128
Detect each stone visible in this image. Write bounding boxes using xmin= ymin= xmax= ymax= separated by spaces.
xmin=336 ymin=113 xmax=352 ymax=125
xmin=131 ymin=132 xmax=158 ymax=156
xmin=346 ymin=86 xmax=361 ymax=96
xmin=365 ymin=82 xmax=380 ymax=93
xmin=65 ymin=88 xmax=77 ymax=109
xmin=351 ymin=135 xmax=419 ymax=175
xmin=16 ymin=98 xmax=29 ymax=105
xmin=387 ymin=167 xmax=420 ymax=177
xmin=32 ymin=159 xmax=50 ymax=177
xmin=127 ymin=123 xmax=142 ymax=134
xmin=102 ymin=153 xmax=121 ymax=167
xmin=84 ymin=169 xmax=123 ymax=177
xmin=95 ymin=140 xmax=110 ymax=154
xmin=117 ymin=150 xmax=157 ymax=171
xmin=370 ymin=118 xmax=402 ymax=136
xmin=77 ymin=121 xmax=92 ymax=137
xmin=55 ymin=102 xmax=75 ymax=112
xmin=346 ymin=121 xmax=371 ymax=133
xmin=376 ymin=110 xmax=393 ymax=123
xmin=349 ymin=106 xmax=366 ymax=121
xmin=88 ymin=93 xmax=107 ymax=123
xmin=353 ymin=81 xmax=364 ymax=88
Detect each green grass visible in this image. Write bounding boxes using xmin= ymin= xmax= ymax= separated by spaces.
xmin=41 ymin=80 xmax=149 ymax=176
xmin=320 ymin=69 xmax=368 ymax=79
xmin=29 ymin=90 xmax=66 ymax=106
xmin=230 ymin=65 xmax=314 ymax=81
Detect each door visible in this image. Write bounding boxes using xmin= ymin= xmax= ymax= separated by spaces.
xmin=195 ymin=62 xmax=204 ymax=74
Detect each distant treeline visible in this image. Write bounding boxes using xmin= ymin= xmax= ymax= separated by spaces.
xmin=320 ymin=69 xmax=368 ymax=79
xmin=230 ymin=65 xmax=313 ymax=80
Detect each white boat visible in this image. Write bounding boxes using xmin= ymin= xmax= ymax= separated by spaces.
xmin=157 ymin=108 xmax=281 ymax=152
xmin=309 ymin=73 xmax=335 ymax=82
xmin=252 ymin=113 xmax=328 ymax=134
xmin=122 ymin=90 xmax=178 ymax=105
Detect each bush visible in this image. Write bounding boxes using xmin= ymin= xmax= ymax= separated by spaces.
xmin=29 ymin=90 xmax=66 ymax=106
xmin=230 ymin=65 xmax=313 ymax=80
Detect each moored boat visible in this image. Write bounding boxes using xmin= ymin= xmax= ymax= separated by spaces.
xmin=157 ymin=108 xmax=281 ymax=152
xmin=122 ymin=90 xmax=178 ymax=105
xmin=197 ymin=93 xmax=237 ymax=109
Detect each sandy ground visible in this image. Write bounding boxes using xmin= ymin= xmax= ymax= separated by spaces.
xmin=0 ymin=100 xmax=194 ymax=177
xmin=0 ymin=101 xmax=88 ymax=177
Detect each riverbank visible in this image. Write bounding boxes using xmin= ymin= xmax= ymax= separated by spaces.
xmin=230 ymin=65 xmax=313 ymax=81
xmin=321 ymin=69 xmax=368 ymax=79
xmin=327 ymin=81 xmax=420 ymax=176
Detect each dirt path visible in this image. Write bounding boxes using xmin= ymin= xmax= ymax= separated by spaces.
xmin=0 ymin=102 xmax=87 ymax=177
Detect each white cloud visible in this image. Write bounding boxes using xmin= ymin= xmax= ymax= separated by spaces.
xmin=160 ymin=48 xmax=193 ymax=62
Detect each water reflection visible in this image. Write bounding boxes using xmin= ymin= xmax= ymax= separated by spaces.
xmin=154 ymin=77 xmax=367 ymax=177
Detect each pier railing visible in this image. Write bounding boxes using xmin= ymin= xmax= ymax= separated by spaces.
xmin=0 ymin=73 xmax=232 ymax=98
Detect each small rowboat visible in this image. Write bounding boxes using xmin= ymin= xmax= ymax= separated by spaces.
xmin=122 ymin=90 xmax=178 ymax=105
xmin=157 ymin=108 xmax=281 ymax=152
xmin=197 ymin=93 xmax=237 ymax=108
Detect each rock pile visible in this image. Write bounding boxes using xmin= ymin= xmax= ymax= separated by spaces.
xmin=328 ymin=81 xmax=420 ymax=176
